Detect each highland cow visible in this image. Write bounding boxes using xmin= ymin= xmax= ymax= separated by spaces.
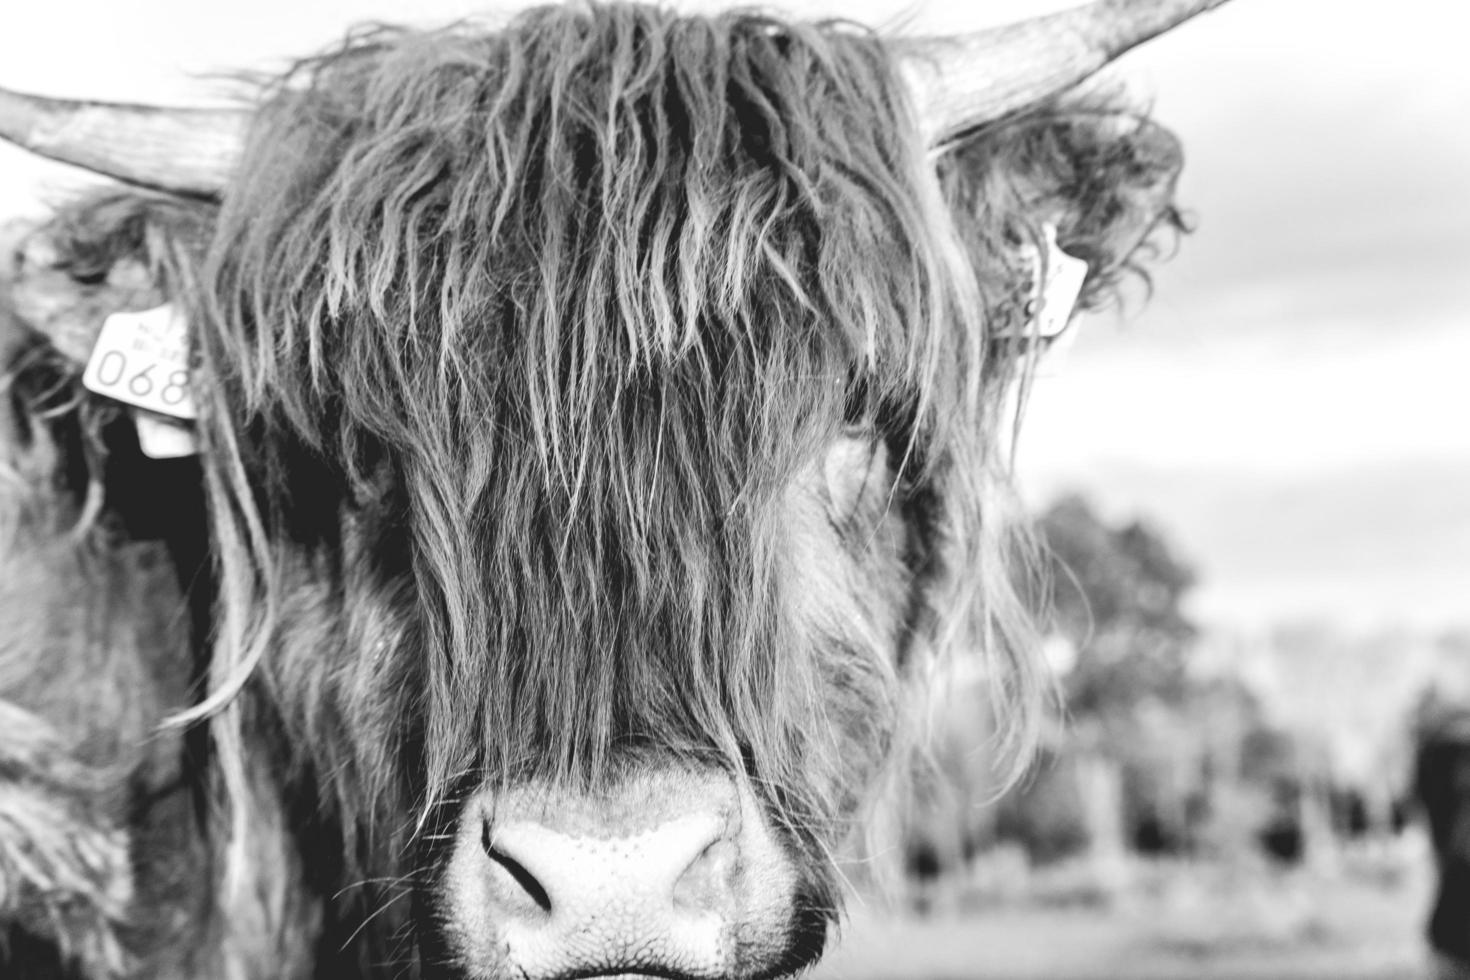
xmin=0 ymin=2 xmax=1228 ymax=977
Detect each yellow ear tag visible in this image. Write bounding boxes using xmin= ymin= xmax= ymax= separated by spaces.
xmin=82 ymin=304 xmax=196 ymax=420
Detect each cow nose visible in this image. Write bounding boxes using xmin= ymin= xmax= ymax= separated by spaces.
xmin=484 ymin=808 xmax=733 ymax=924
xmin=468 ymin=774 xmax=760 ymax=978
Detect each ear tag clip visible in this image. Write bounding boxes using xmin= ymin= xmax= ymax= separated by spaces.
xmin=132 ymin=409 xmax=197 ymax=459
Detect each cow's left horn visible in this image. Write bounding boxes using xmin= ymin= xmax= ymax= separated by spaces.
xmin=898 ymin=0 xmax=1234 ymax=149
xmin=0 ymin=87 xmax=246 ymax=197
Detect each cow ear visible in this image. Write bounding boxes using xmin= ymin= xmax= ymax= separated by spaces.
xmin=6 ymin=222 xmax=159 ymax=366
xmin=939 ymin=100 xmax=1186 ymax=314
xmin=2 ymin=192 xmax=210 ymax=368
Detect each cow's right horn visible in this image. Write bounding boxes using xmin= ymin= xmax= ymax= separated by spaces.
xmin=899 ymin=0 xmax=1234 ymax=150
xmin=0 ymin=87 xmax=246 ymax=198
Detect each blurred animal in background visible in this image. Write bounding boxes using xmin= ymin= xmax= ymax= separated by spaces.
xmin=0 ymin=1 xmax=1229 ymax=977
xmin=1415 ymin=706 xmax=1470 ymax=980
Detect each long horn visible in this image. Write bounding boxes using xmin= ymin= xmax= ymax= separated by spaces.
xmin=0 ymin=87 xmax=247 ymax=197
xmin=899 ymin=0 xmax=1234 ymax=149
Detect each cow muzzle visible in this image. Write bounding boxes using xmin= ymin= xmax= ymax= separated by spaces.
xmin=441 ymin=769 xmax=807 ymax=980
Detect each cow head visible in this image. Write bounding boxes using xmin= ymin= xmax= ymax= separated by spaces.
xmin=0 ymin=3 xmax=1223 ymax=977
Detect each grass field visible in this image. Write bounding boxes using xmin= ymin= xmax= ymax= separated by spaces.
xmin=811 ymin=845 xmax=1435 ymax=980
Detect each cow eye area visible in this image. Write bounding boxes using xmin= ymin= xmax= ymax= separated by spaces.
xmin=782 ymin=432 xmax=916 ymax=665
xmin=820 ymin=432 xmax=895 ymax=542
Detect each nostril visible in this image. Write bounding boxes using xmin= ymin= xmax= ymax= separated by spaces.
xmin=488 ymin=847 xmax=554 ymax=914
xmin=482 ymin=820 xmax=552 ymax=915
xmin=671 ymin=837 xmax=736 ymax=914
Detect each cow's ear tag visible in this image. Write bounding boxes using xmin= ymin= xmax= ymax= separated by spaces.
xmin=132 ymin=409 xmax=197 ymax=459
xmin=82 ymin=303 xmax=196 ymax=420
xmin=1019 ymin=223 xmax=1089 ymax=343
xmin=1000 ymin=223 xmax=1090 ymax=377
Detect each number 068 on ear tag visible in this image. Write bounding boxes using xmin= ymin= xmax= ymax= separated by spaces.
xmin=82 ymin=304 xmax=197 ymax=420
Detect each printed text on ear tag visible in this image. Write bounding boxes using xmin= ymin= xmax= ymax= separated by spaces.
xmin=82 ymin=303 xmax=196 ymax=420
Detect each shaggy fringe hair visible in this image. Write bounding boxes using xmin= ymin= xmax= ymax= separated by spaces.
xmin=196 ymin=0 xmax=1031 ymax=870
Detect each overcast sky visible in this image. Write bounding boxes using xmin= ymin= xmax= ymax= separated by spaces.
xmin=3 ymin=0 xmax=1467 ymax=632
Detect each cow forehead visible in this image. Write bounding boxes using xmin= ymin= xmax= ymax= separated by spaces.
xmin=208 ymin=7 xmax=968 ymax=486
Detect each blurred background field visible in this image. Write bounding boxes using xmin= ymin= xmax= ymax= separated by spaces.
xmin=809 ymin=492 xmax=1465 ymax=980
xmin=816 ymin=850 xmax=1430 ymax=979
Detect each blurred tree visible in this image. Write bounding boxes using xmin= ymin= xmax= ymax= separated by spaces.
xmin=901 ymin=493 xmax=1212 ymax=892
xmin=1029 ymin=494 xmax=1203 ymax=865
xmin=1038 ymin=493 xmax=1197 ymax=719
